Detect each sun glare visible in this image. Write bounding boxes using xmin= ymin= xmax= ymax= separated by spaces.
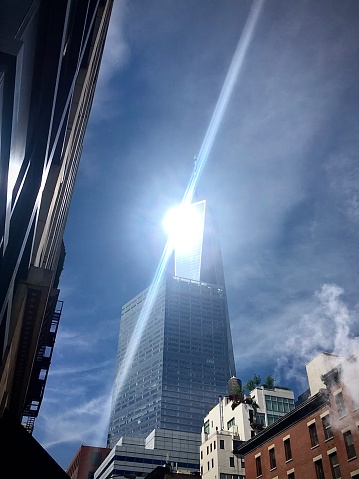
xmin=163 ymin=204 xmax=203 ymax=253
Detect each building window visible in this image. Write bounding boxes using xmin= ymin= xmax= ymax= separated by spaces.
xmin=210 ymin=443 xmax=213 ymax=452
xmin=269 ymin=447 xmax=276 ymax=469
xmin=265 ymin=395 xmax=295 ymax=413
xmin=201 ymin=466 xmax=203 ymax=475
xmin=221 ymin=475 xmax=243 ymax=479
xmin=201 ymin=451 xmax=203 ymax=459
xmin=220 ymin=439 xmax=225 ymax=449
xmin=329 ymin=452 xmax=341 ymax=479
xmin=249 ymin=409 xmax=254 ymax=423
xmin=267 ymin=414 xmax=279 ymax=426
xmin=309 ymin=423 xmax=319 ymax=447
xmin=322 ymin=415 xmax=333 ymax=440
xmin=204 ymin=420 xmax=210 ymax=434
xmin=284 ymin=438 xmax=292 ymax=461
xmin=256 ymin=412 xmax=265 ymax=425
xmin=343 ymin=430 xmax=356 ymax=459
xmin=208 ymin=461 xmax=210 ymax=471
xmin=335 ymin=392 xmax=346 ymax=418
xmin=214 ymin=440 xmax=216 ymax=450
xmin=315 ymin=459 xmax=325 ymax=479
xmin=255 ymin=456 xmax=262 ymax=477
xmin=207 ymin=446 xmax=209 ymax=455
xmin=230 ymin=457 xmax=235 ymax=467
xmin=212 ymin=458 xmax=214 ymax=468
xmin=227 ymin=417 xmax=235 ymax=429
xmin=288 ymin=472 xmax=295 ymax=479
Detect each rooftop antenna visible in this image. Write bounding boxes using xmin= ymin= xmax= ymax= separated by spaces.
xmin=193 ymin=155 xmax=199 ymax=201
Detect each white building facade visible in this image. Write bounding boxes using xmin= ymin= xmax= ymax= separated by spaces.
xmin=305 ymin=351 xmax=343 ymax=396
xmin=200 ymin=381 xmax=295 ymax=479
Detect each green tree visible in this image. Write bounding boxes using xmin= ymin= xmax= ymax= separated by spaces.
xmin=263 ymin=375 xmax=275 ymax=389
xmin=245 ymin=373 xmax=261 ymax=392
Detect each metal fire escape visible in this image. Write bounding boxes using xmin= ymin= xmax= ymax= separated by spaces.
xmin=21 ymin=297 xmax=63 ymax=434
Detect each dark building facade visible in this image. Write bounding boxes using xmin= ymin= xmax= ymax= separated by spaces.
xmin=107 ymin=200 xmax=236 ymax=448
xmin=144 ymin=465 xmax=200 ymax=479
xmin=0 ymin=0 xmax=114 ymax=471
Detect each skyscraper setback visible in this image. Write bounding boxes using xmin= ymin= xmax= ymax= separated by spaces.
xmin=107 ymin=200 xmax=235 ymax=449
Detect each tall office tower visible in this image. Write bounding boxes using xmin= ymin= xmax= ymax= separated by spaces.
xmin=0 ymin=0 xmax=114 ymax=473
xmin=107 ymin=200 xmax=236 ymax=449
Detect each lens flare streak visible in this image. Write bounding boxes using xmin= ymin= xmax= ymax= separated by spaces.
xmin=182 ymin=0 xmax=265 ymax=206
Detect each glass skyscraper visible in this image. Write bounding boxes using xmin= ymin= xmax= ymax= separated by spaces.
xmin=107 ymin=200 xmax=235 ymax=449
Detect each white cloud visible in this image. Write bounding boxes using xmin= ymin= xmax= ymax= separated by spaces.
xmin=274 ymin=283 xmax=359 ymax=392
xmin=38 ymin=394 xmax=112 ymax=450
xmin=341 ymin=357 xmax=359 ymax=412
xmin=232 ymin=282 xmax=359 ymax=395
xmin=90 ymin=0 xmax=129 ymax=120
xmin=99 ymin=0 xmax=129 ymax=83
xmin=325 ymin=149 xmax=359 ymax=225
xmin=54 ymin=314 xmax=119 ymax=352
xmin=47 ymin=359 xmax=114 ymax=377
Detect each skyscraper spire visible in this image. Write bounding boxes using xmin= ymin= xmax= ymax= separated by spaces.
xmin=193 ymin=155 xmax=198 ymax=201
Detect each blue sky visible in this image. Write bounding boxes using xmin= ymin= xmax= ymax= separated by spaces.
xmin=33 ymin=0 xmax=359 ymax=470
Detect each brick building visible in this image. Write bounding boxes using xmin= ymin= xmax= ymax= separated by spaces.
xmin=67 ymin=445 xmax=111 ymax=479
xmin=235 ymin=354 xmax=359 ymax=479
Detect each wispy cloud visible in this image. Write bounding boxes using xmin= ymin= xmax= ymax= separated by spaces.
xmin=232 ymin=281 xmax=359 ymax=395
xmin=274 ymin=283 xmax=359 ymax=391
xmin=325 ymin=148 xmax=359 ymax=226
xmin=48 ymin=359 xmax=114 ymax=377
xmin=91 ymin=0 xmax=129 ymax=119
xmin=38 ymin=394 xmax=112 ymax=450
xmin=34 ymin=354 xmax=115 ymax=456
xmin=54 ymin=316 xmax=119 ymax=354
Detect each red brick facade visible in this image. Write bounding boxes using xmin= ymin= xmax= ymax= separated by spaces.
xmin=236 ymin=365 xmax=359 ymax=479
xmin=66 ymin=445 xmax=111 ymax=479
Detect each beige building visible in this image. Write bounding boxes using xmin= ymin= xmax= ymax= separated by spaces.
xmin=305 ymin=351 xmax=343 ymax=396
xmin=200 ymin=379 xmax=295 ymax=479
